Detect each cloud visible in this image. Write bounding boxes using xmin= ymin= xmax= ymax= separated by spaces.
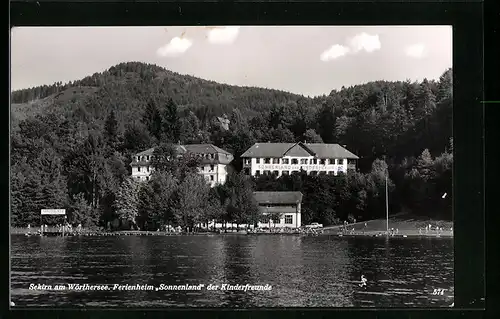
xmin=157 ymin=37 xmax=193 ymax=57
xmin=207 ymin=26 xmax=240 ymax=44
xmin=320 ymin=44 xmax=351 ymax=61
xmin=405 ymin=43 xmax=427 ymax=58
xmin=320 ymin=32 xmax=381 ymax=62
xmin=348 ymin=33 xmax=381 ymax=53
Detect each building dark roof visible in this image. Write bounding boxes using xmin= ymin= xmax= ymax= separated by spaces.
xmin=136 ymin=147 xmax=155 ymax=156
xmin=184 ymin=144 xmax=232 ymax=155
xmin=240 ymin=142 xmax=359 ymax=159
xmin=135 ymin=145 xmax=186 ymax=157
xmin=241 ymin=143 xmax=296 ymax=158
xmin=253 ymin=191 xmax=303 ymax=204
xmin=135 ymin=144 xmax=232 ymax=157
xmin=133 ymin=144 xmax=233 ymax=165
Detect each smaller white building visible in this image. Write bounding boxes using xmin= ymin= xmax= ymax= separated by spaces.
xmin=130 ymin=144 xmax=234 ymax=187
xmin=254 ymin=191 xmax=303 ymax=228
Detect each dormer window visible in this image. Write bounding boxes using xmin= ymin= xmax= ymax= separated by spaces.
xmin=146 ymin=156 xmax=150 ymax=161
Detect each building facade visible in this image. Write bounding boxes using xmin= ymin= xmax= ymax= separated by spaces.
xmin=130 ymin=144 xmax=234 ymax=187
xmin=241 ymin=142 xmax=359 ymax=177
xmin=254 ymin=191 xmax=303 ymax=228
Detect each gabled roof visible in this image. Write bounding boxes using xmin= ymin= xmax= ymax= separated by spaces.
xmin=253 ymin=191 xmax=303 ymax=204
xmin=305 ymin=143 xmax=359 ymax=159
xmin=184 ymin=144 xmax=233 ymax=156
xmin=136 ymin=148 xmax=155 ymax=156
xmin=240 ymin=143 xmax=296 ymax=158
xmin=241 ymin=142 xmax=359 ymax=159
xmin=134 ymin=144 xmax=233 ymax=157
xmin=135 ymin=145 xmax=186 ymax=157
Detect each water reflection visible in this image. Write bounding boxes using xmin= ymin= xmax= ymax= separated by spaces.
xmin=11 ymin=235 xmax=453 ymax=307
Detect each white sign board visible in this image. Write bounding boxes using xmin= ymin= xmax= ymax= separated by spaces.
xmin=41 ymin=209 xmax=66 ymax=215
xmin=257 ymin=164 xmax=344 ymax=171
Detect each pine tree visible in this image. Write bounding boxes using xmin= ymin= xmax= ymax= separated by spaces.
xmin=436 ymin=68 xmax=453 ymax=103
xmin=162 ymin=98 xmax=180 ymax=142
xmin=316 ymin=102 xmax=336 ymax=143
xmin=104 ymin=110 xmax=118 ymax=149
xmin=415 ymin=79 xmax=437 ymax=119
xmin=142 ymin=99 xmax=163 ymax=140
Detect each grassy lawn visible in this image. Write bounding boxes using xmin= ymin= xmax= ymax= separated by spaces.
xmin=323 ymin=213 xmax=453 ymax=237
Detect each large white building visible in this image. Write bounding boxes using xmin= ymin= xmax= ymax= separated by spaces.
xmin=130 ymin=144 xmax=234 ymax=187
xmin=241 ymin=142 xmax=359 ymax=177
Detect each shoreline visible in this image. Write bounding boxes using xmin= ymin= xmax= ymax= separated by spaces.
xmin=11 ymin=228 xmax=453 ymax=238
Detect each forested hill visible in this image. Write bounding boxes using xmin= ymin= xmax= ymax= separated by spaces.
xmin=11 ymin=61 xmax=453 ymax=227
xmin=11 ymin=61 xmax=452 ymax=163
xmin=11 ymin=61 xmax=306 ymax=126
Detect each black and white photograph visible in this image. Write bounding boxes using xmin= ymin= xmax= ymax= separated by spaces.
xmin=10 ymin=25 xmax=453 ymax=308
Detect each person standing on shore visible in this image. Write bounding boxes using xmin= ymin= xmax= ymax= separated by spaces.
xmin=27 ymin=224 xmax=31 ymax=234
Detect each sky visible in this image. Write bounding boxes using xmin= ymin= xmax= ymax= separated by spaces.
xmin=10 ymin=26 xmax=452 ymax=97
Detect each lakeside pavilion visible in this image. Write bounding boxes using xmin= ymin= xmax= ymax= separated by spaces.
xmin=254 ymin=191 xmax=303 ymax=228
xmin=205 ymin=191 xmax=304 ymax=229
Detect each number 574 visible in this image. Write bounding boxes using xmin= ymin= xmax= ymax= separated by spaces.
xmin=432 ymin=288 xmax=447 ymax=295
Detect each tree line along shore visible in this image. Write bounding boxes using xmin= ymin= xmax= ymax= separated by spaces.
xmin=11 ymin=62 xmax=452 ymax=231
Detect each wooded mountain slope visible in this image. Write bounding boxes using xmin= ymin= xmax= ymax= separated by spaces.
xmin=10 ymin=61 xmax=453 ymax=228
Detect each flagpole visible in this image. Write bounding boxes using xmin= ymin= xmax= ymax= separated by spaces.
xmin=386 ymin=169 xmax=389 ymax=234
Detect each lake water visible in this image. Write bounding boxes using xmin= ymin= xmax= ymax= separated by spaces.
xmin=10 ymin=234 xmax=454 ymax=308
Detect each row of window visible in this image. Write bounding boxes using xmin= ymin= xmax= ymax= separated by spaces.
xmin=135 ymin=155 xmax=152 ymax=162
xmin=246 ymin=158 xmax=346 ymax=165
xmin=255 ymin=169 xmax=346 ymax=176
xmin=136 ymin=165 xmax=216 ymax=173
xmin=196 ymin=153 xmax=217 ymax=160
xmin=137 ymin=175 xmax=217 ymax=182
xmin=134 ymin=153 xmax=221 ymax=162
xmin=265 ymin=215 xmax=294 ymax=224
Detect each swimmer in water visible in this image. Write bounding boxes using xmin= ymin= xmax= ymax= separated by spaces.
xmin=359 ymin=275 xmax=367 ymax=287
